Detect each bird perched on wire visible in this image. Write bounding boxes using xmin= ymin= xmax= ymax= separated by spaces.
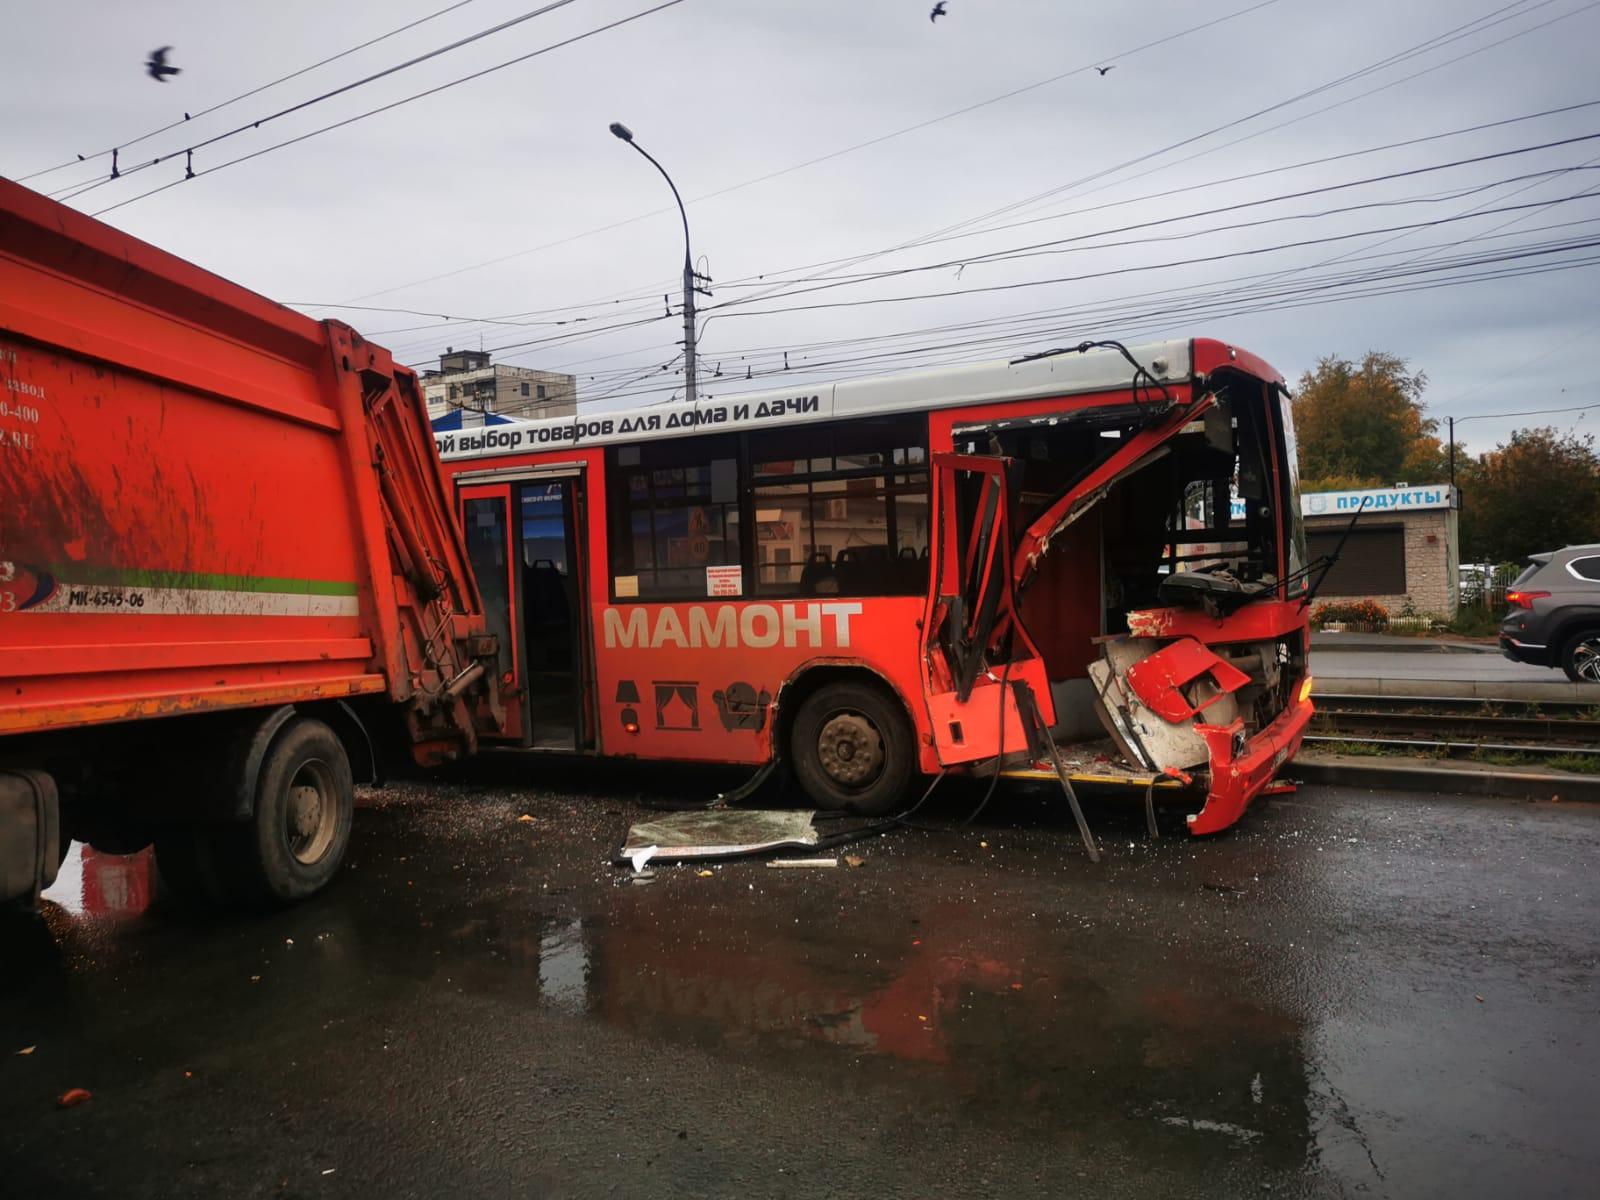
xmin=1095 ymin=64 xmax=1116 ymax=76
xmin=930 ymin=2 xmax=947 ymax=21
xmin=146 ymin=46 xmax=181 ymax=82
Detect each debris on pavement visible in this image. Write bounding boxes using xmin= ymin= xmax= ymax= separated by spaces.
xmin=56 ymin=1088 xmax=92 ymax=1109
xmin=843 ymin=855 xmax=865 ymax=868
xmin=620 ymin=809 xmax=820 ymax=864
xmin=517 ymin=814 xmax=534 ymax=823
xmin=16 ymin=1046 xmax=35 ymax=1056
xmin=766 ymin=857 xmax=838 ymax=869
xmin=628 ymin=846 xmax=658 ymax=874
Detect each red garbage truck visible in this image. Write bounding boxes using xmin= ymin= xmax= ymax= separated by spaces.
xmin=0 ymin=179 xmax=502 ymax=908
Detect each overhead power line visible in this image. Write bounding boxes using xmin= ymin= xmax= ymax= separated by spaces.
xmin=701 ymin=134 xmax=1600 ymax=308
xmin=80 ymin=0 xmax=688 ymax=218
xmin=338 ymin=0 xmax=1292 ymax=302
xmin=13 ymin=0 xmax=489 ymax=184
xmin=714 ymin=0 xmax=1581 ymax=315
xmin=703 ymin=190 xmax=1600 ymax=322
xmin=457 ymin=228 xmax=1600 ymax=410
xmin=56 ymin=0 xmax=595 ymax=206
xmin=377 ymin=98 xmax=1600 ymax=361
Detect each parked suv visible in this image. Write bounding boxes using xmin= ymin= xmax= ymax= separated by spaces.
xmin=1499 ymin=545 xmax=1600 ymax=682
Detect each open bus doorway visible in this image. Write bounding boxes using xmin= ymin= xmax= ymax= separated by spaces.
xmin=458 ymin=474 xmax=591 ymax=752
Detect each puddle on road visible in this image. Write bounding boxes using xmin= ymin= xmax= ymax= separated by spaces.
xmin=25 ymin=813 xmax=1318 ymax=1170
xmin=418 ymin=883 xmax=1314 ymax=1164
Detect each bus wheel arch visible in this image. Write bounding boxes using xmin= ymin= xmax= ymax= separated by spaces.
xmin=777 ymin=665 xmax=918 ymax=817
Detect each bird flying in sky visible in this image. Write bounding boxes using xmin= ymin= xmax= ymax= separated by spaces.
xmin=146 ymin=46 xmax=180 ymax=82
xmin=930 ymin=3 xmax=947 ymax=22
xmin=1095 ymin=65 xmax=1116 ymax=76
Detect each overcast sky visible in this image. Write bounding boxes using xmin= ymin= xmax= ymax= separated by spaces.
xmin=7 ymin=0 xmax=1598 ymax=461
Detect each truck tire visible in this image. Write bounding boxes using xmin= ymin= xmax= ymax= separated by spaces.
xmin=789 ymin=681 xmax=914 ymax=817
xmin=156 ymin=718 xmax=354 ymax=908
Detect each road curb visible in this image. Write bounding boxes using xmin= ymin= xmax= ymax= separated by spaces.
xmin=1292 ymin=755 xmax=1600 ymax=801
xmin=1312 ymin=678 xmax=1600 ymax=702
xmin=1311 ymin=637 xmax=1492 ymax=655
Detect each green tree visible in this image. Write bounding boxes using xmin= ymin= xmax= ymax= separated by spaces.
xmin=1291 ymin=352 xmax=1445 ymax=489
xmin=1459 ymin=427 xmax=1600 ymax=563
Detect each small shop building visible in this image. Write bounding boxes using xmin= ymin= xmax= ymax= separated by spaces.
xmin=1299 ymin=484 xmax=1459 ymax=617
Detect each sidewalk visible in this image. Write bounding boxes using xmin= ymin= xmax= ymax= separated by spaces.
xmin=1310 ymin=631 xmax=1495 ymax=655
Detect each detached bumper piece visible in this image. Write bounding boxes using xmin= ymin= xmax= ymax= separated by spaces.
xmin=1089 ymin=635 xmax=1310 ymax=836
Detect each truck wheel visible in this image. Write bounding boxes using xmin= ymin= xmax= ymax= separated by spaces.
xmin=789 ymin=681 xmax=914 ymax=817
xmin=1560 ymin=628 xmax=1600 ymax=683
xmin=233 ymin=717 xmax=354 ymax=906
xmin=156 ymin=718 xmax=353 ymax=909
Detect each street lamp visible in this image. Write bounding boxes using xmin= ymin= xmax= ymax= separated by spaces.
xmin=610 ymin=121 xmax=702 ymax=403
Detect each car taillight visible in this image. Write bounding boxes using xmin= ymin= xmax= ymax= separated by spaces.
xmin=1506 ymin=589 xmax=1549 ymax=609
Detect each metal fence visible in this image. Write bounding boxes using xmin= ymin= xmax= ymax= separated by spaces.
xmin=1459 ymin=562 xmax=1519 ymax=609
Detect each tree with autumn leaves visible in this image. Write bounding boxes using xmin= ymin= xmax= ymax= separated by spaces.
xmin=1291 ymin=352 xmax=1447 ymax=490
xmin=1291 ymin=351 xmax=1598 ymax=562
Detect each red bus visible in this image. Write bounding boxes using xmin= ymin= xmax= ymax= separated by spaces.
xmin=435 ymin=337 xmax=1313 ymax=835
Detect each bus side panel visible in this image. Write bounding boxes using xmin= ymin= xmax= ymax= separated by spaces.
xmin=588 ymin=596 xmax=931 ymax=767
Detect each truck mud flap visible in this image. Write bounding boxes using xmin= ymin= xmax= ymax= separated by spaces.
xmin=0 ymin=769 xmax=60 ymax=905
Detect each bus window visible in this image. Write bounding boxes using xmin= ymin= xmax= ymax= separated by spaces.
xmin=749 ymin=413 xmax=930 ymax=598
xmin=607 ymin=433 xmax=741 ymax=600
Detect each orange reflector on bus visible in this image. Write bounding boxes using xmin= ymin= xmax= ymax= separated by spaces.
xmin=1297 ymin=675 xmax=1314 ymax=705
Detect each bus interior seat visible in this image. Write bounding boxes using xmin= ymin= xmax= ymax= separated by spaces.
xmin=835 ymin=545 xmax=891 ymax=593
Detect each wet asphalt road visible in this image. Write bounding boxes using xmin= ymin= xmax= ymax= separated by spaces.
xmin=1313 ymin=649 xmax=1559 ymax=684
xmin=2 ymin=765 xmax=1597 ymax=1199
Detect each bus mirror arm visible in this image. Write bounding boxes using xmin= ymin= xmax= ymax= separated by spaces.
xmin=1296 ymin=497 xmax=1370 ymax=608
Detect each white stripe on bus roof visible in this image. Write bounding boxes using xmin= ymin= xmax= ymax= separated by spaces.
xmin=433 ymin=338 xmax=1193 ymax=461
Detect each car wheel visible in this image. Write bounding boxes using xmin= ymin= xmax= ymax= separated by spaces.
xmin=790 ymin=681 xmax=915 ymax=817
xmin=1560 ymin=628 xmax=1600 ymax=683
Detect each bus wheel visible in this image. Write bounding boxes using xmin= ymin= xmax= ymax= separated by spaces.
xmin=790 ymin=681 xmax=913 ymax=817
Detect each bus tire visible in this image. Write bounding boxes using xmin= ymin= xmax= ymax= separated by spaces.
xmin=790 ymin=681 xmax=914 ymax=817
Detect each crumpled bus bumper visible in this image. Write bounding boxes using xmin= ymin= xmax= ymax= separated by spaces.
xmin=1186 ymin=691 xmax=1315 ymax=836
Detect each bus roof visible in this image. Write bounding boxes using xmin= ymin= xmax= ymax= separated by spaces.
xmin=433 ymin=336 xmax=1277 ymax=462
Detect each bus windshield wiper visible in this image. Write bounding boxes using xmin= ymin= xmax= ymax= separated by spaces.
xmin=1294 ymin=496 xmax=1370 ymax=606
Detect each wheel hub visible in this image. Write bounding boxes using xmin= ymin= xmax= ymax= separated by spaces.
xmin=284 ymin=759 xmax=337 ymax=864
xmin=289 ymin=786 xmax=322 ymax=841
xmin=817 ymin=713 xmax=884 ymax=787
xmin=1575 ymin=638 xmax=1600 ymax=682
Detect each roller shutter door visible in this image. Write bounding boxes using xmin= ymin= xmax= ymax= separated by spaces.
xmin=1305 ymin=525 xmax=1406 ymax=595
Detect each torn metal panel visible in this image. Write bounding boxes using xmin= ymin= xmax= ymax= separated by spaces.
xmin=1089 ymin=639 xmax=1210 ymax=772
xmin=621 ymin=809 xmax=819 ymax=863
xmin=1126 ymin=638 xmax=1253 ymax=724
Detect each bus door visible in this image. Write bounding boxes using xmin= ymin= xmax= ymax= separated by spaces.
xmin=458 ymin=468 xmax=593 ymax=751
xmin=921 ymin=452 xmax=1054 ymax=767
xmin=458 ymin=481 xmax=526 ymax=743
xmin=515 ymin=475 xmax=590 ymax=752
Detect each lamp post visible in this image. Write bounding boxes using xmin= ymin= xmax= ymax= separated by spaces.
xmin=609 ymin=121 xmax=701 ymax=403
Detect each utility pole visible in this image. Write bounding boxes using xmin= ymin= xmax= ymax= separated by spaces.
xmin=609 ymin=122 xmax=709 ymax=402
xmin=1448 ymin=415 xmax=1456 ymax=498
xmin=681 ymin=253 xmax=698 ymax=405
